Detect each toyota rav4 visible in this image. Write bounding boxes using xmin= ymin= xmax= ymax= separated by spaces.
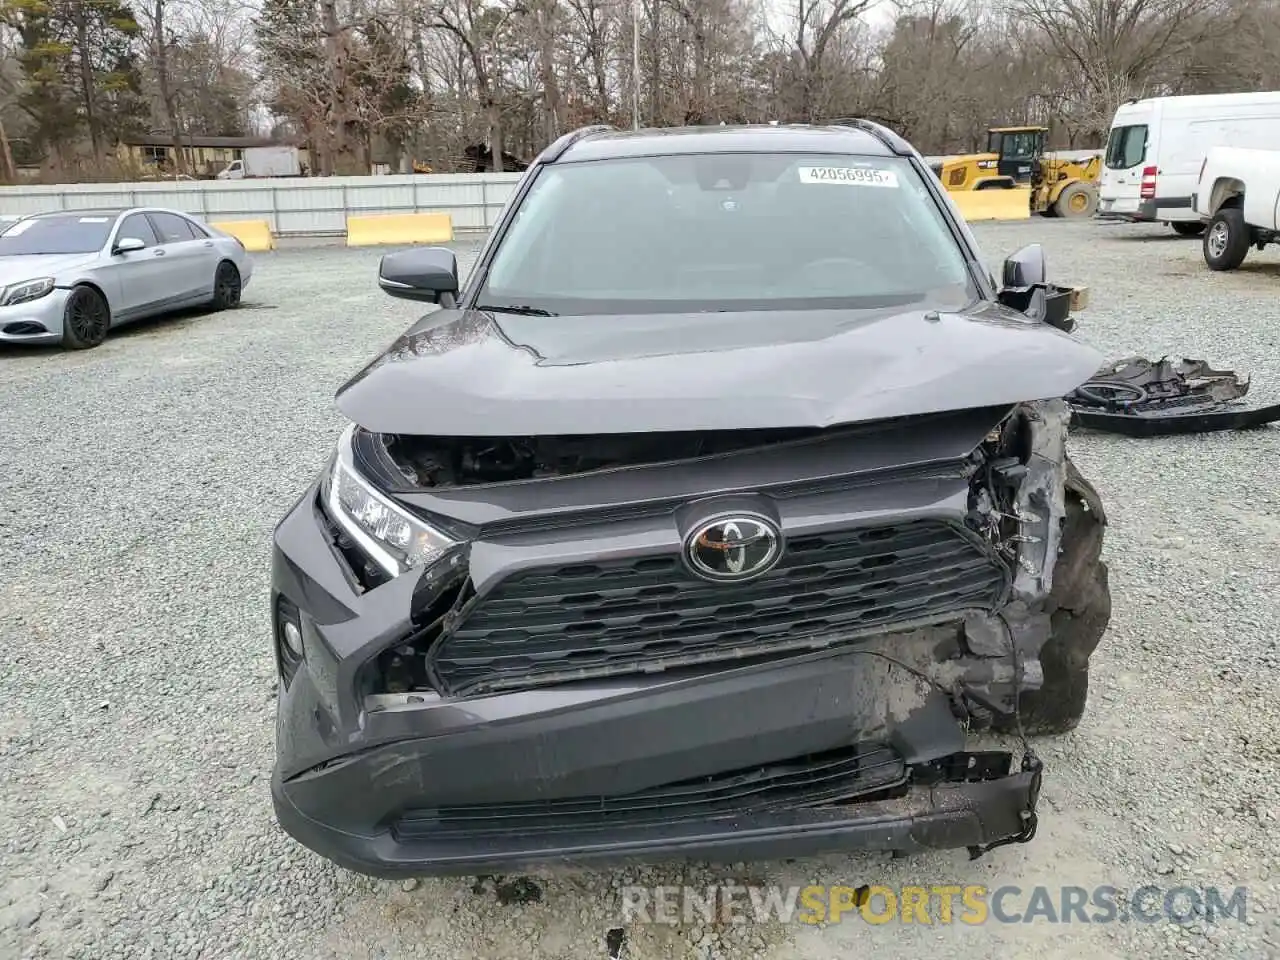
xmin=269 ymin=120 xmax=1111 ymax=878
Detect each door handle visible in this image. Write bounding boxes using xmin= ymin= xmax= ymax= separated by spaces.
xmin=153 ymin=249 xmax=166 ymax=256
xmin=203 ymin=241 xmax=214 ymax=248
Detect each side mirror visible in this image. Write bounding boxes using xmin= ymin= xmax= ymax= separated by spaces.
xmin=1001 ymin=243 xmax=1046 ymax=288
xmin=114 ymin=236 xmax=146 ymax=254
xmin=378 ymin=247 xmax=459 ymax=306
xmin=996 ymin=242 xmax=1082 ymax=333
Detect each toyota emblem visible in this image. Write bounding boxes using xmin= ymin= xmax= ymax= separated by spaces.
xmin=683 ymin=514 xmax=782 ymax=583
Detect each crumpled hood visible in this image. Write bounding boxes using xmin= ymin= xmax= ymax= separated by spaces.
xmin=336 ymin=301 xmax=1105 ymax=435
xmin=0 ymin=254 xmax=97 ymax=285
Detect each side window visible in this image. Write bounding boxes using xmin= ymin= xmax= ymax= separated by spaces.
xmin=117 ymin=214 xmax=159 ymax=247
xmin=149 ymin=212 xmax=199 ymax=244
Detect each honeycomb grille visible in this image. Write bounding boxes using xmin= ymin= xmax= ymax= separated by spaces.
xmin=431 ymin=519 xmax=1006 ymax=695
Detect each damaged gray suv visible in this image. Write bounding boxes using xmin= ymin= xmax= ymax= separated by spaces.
xmin=270 ymin=120 xmax=1111 ymax=878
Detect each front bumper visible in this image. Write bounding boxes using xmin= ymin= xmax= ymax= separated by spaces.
xmin=1096 ymin=196 xmax=1157 ymax=221
xmin=270 ymin=475 xmax=1048 ymax=878
xmin=274 ymin=753 xmax=1042 ymax=878
xmin=0 ymin=288 xmax=70 ymax=344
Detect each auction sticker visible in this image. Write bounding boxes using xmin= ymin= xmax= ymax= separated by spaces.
xmin=798 ymin=165 xmax=898 ymax=187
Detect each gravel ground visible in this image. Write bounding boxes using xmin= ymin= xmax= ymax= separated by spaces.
xmin=2 ymin=217 xmax=1279 ymax=960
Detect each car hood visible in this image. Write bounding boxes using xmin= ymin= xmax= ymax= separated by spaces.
xmin=0 ymin=253 xmax=98 ymax=284
xmin=336 ymin=301 xmax=1105 ymax=435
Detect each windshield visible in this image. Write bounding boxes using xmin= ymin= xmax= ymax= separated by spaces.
xmin=0 ymin=215 xmax=114 ymax=255
xmin=1105 ymin=124 xmax=1148 ymax=170
xmin=479 ymin=152 xmax=976 ymax=315
xmin=996 ymin=131 xmax=1041 ymax=160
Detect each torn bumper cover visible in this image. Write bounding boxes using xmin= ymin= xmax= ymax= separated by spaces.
xmin=270 ymin=633 xmax=1045 ymax=879
xmin=273 ymin=761 xmax=1043 ymax=880
xmin=1067 ymin=356 xmax=1280 ymax=436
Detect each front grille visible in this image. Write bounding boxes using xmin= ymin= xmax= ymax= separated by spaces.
xmin=430 ymin=518 xmax=1007 ymax=695
xmin=393 ymin=743 xmax=906 ymax=840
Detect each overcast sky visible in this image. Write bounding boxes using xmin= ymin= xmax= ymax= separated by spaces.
xmin=758 ymin=0 xmax=901 ymax=38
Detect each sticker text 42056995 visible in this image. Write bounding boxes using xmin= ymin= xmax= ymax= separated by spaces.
xmin=797 ymin=166 xmax=899 ymax=188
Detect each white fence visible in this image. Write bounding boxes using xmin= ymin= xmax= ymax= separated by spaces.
xmin=0 ymin=151 xmax=1105 ymax=238
xmin=0 ymin=172 xmax=525 ymax=237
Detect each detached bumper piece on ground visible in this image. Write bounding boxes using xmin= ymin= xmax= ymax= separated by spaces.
xmin=1067 ymin=356 xmax=1280 ymax=437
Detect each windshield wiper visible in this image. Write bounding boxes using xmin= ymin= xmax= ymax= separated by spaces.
xmin=475 ymin=303 xmax=559 ymax=317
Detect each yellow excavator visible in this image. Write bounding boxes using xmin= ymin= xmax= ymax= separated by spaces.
xmin=932 ymin=126 xmax=1101 ymax=221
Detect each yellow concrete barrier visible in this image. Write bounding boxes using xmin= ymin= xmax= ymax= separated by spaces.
xmin=345 ymin=212 xmax=454 ymax=247
xmin=210 ymin=219 xmax=275 ymax=252
xmin=949 ymin=187 xmax=1032 ymax=222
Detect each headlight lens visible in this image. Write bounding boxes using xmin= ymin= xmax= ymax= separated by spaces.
xmin=1 ymin=277 xmax=55 ymax=306
xmin=323 ymin=424 xmax=456 ymax=577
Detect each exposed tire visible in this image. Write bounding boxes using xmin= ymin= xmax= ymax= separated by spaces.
xmin=1203 ymin=206 xmax=1251 ymax=270
xmin=998 ymin=458 xmax=1111 ymax=736
xmin=211 ymin=261 xmax=242 ymax=310
xmin=1053 ymin=181 xmax=1098 ymax=219
xmin=60 ymin=285 xmax=111 ymax=350
xmin=1172 ymin=221 xmax=1205 ymax=237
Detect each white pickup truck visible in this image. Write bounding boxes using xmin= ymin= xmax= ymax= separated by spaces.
xmin=1193 ymin=145 xmax=1280 ymax=270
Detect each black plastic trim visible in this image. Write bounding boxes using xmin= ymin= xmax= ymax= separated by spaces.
xmin=825 ymin=118 xmax=913 ymax=156
xmin=272 ymin=764 xmax=1041 ymax=879
xmin=538 ymin=125 xmax=616 ymax=164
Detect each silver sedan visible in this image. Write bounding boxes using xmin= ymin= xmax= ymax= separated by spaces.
xmin=0 ymin=205 xmax=254 ymax=349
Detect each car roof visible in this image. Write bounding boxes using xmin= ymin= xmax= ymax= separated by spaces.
xmin=28 ymin=208 xmax=129 ymax=220
xmin=554 ymin=122 xmax=908 ymax=163
xmin=24 ymin=206 xmax=202 ymax=220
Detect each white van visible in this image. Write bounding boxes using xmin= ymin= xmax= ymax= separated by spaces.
xmin=1097 ymin=91 xmax=1280 ymax=235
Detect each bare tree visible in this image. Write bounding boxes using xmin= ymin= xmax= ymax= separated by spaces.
xmin=137 ymin=0 xmax=186 ymax=173
xmin=430 ymin=0 xmax=527 ymax=170
xmin=788 ymin=0 xmax=876 ymax=120
xmin=876 ymin=0 xmax=979 ymax=148
xmin=1015 ymin=0 xmax=1233 ymax=136
xmin=0 ymin=115 xmax=14 ymax=180
xmin=0 ymin=41 xmax=20 ymax=180
xmin=1 ymin=0 xmax=1254 ymax=180
xmin=563 ymin=0 xmax=616 ymax=120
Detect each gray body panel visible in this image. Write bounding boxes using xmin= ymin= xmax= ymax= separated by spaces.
xmin=336 ymin=302 xmax=1104 ymax=436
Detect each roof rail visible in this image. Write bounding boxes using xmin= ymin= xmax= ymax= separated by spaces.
xmin=538 ymin=124 xmax=616 ymax=164
xmin=824 ymin=117 xmax=913 ymax=156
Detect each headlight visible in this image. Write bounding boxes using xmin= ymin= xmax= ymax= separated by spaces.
xmin=323 ymin=423 xmax=456 ymax=578
xmin=1 ymin=277 xmax=55 ymax=306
